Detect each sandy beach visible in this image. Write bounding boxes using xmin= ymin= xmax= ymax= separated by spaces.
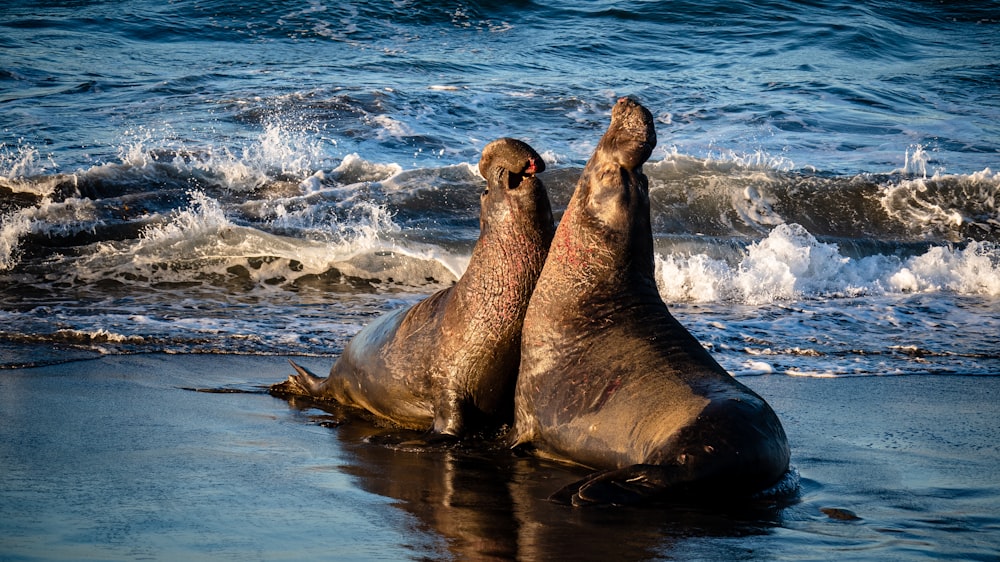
xmin=1 ymin=353 xmax=997 ymax=561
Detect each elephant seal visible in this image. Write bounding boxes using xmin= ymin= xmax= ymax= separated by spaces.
xmin=512 ymin=98 xmax=791 ymax=506
xmin=272 ymin=138 xmax=554 ymax=437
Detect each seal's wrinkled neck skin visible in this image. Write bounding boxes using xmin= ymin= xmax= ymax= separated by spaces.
xmin=459 ymin=138 xmax=554 ymax=345
xmin=427 ymin=138 xmax=553 ymax=434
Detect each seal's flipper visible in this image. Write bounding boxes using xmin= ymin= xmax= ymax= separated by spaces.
xmin=269 ymin=360 xmax=324 ymax=397
xmin=549 ymin=464 xmax=680 ymax=507
xmin=288 ymin=359 xmax=319 ymax=379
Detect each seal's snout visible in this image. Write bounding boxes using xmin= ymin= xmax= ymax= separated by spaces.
xmin=479 ymin=138 xmax=546 ymax=194
xmin=605 ymin=96 xmax=656 ymax=169
xmin=613 ymin=97 xmax=655 ymax=137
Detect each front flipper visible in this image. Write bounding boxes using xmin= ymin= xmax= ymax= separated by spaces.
xmin=549 ymin=464 xmax=681 ymax=507
xmin=431 ymin=384 xmax=466 ymax=438
xmin=269 ymin=360 xmax=324 ymax=397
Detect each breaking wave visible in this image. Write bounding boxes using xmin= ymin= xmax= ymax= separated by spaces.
xmin=656 ymin=223 xmax=1000 ymax=304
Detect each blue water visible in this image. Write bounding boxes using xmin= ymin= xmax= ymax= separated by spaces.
xmin=3 ymin=0 xmax=998 ymax=371
xmin=4 ymin=1 xmax=999 ymax=174
xmin=1 ymin=1 xmax=999 ymax=557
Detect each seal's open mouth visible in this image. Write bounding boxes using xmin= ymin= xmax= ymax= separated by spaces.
xmin=511 ymin=168 xmax=543 ymax=192
xmin=522 ymin=157 xmax=539 ymax=176
xmin=510 ymin=157 xmax=541 ymax=190
xmin=483 ymin=168 xmax=532 ymax=195
xmin=478 ymin=138 xmax=545 ymax=194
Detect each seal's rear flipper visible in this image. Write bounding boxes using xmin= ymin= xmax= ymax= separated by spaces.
xmin=269 ymin=360 xmax=324 ymax=397
xmin=549 ymin=464 xmax=680 ymax=507
xmin=287 ymin=359 xmax=319 ymax=379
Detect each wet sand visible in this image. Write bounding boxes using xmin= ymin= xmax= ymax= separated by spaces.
xmin=2 ymin=353 xmax=998 ymax=561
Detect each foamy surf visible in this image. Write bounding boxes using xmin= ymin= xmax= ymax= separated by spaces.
xmin=655 ymin=224 xmax=1000 ymax=304
xmin=1 ymin=88 xmax=997 ymax=376
xmin=62 ymin=190 xmax=460 ymax=293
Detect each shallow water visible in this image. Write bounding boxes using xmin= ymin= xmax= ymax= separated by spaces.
xmin=1 ymin=355 xmax=998 ymax=561
xmin=3 ymin=3 xmax=1000 ymax=365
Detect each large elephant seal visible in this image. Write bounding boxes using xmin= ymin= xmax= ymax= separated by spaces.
xmin=271 ymin=138 xmax=555 ymax=437
xmin=512 ymin=98 xmax=790 ymax=506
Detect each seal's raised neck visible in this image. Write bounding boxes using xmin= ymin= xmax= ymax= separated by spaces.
xmin=460 ymin=138 xmax=554 ymax=311
xmin=545 ymin=97 xmax=658 ymax=297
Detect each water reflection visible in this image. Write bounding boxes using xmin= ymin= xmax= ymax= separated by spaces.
xmin=280 ymin=398 xmax=788 ymax=561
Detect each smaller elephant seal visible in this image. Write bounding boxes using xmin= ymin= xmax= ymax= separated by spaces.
xmin=512 ymin=98 xmax=791 ymax=506
xmin=272 ymin=138 xmax=555 ymax=438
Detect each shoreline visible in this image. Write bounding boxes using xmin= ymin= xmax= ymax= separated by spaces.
xmin=2 ymin=353 xmax=998 ymax=560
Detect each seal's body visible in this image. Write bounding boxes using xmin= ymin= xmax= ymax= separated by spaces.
xmin=275 ymin=138 xmax=554 ymax=437
xmin=513 ymin=98 xmax=790 ymax=505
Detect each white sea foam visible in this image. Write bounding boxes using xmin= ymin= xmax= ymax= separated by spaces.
xmin=53 ymin=328 xmax=146 ymax=344
xmin=0 ymin=196 xmax=102 ymax=271
xmin=0 ymin=142 xmax=57 ymax=182
xmin=28 ymin=197 xmax=102 ymax=238
xmin=114 ymin=121 xmax=333 ymax=192
xmin=245 ymin=122 xmax=331 ymax=179
xmin=0 ymin=141 xmax=62 ymax=197
xmin=652 ymin=145 xmax=796 ymax=174
xmin=133 ymin=191 xmax=372 ymax=271
xmin=889 ymin=241 xmax=1000 ymax=295
xmin=655 ymin=223 xmax=1000 ymax=304
xmin=879 ymin=167 xmax=999 ymax=240
xmin=895 ymin=144 xmax=933 ymax=178
xmin=0 ymin=143 xmax=62 ymax=271
xmin=70 ymin=190 xmax=458 ymax=289
xmin=27 ymin=144 xmax=475 ymax=289
xmin=369 ymin=114 xmax=413 ymax=141
xmin=0 ymin=210 xmax=31 ymax=271
xmin=737 ymin=361 xmax=774 ymax=375
xmin=269 ymin=196 xmax=399 ymax=244
xmin=332 ymin=153 xmax=404 ymax=184
xmin=379 ymin=160 xmax=479 ymax=191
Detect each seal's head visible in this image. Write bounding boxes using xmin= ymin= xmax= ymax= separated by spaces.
xmin=479 ymin=137 xmax=545 ymax=183
xmin=477 ymin=138 xmax=553 ymax=237
xmin=578 ymin=97 xmax=657 ymax=234
xmin=602 ymin=96 xmax=656 ymax=170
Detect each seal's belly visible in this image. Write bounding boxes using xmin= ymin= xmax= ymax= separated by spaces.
xmin=334 ymin=307 xmax=439 ymax=429
xmin=536 ymin=373 xmax=711 ymax=469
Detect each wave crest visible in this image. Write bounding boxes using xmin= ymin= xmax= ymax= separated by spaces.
xmin=655 ymin=223 xmax=1000 ymax=304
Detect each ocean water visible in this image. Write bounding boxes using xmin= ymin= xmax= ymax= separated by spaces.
xmin=1 ymin=0 xmax=999 ymax=557
xmin=2 ymin=0 xmax=998 ymax=374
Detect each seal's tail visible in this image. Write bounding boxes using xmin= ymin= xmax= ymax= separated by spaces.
xmin=268 ymin=359 xmax=323 ymax=397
